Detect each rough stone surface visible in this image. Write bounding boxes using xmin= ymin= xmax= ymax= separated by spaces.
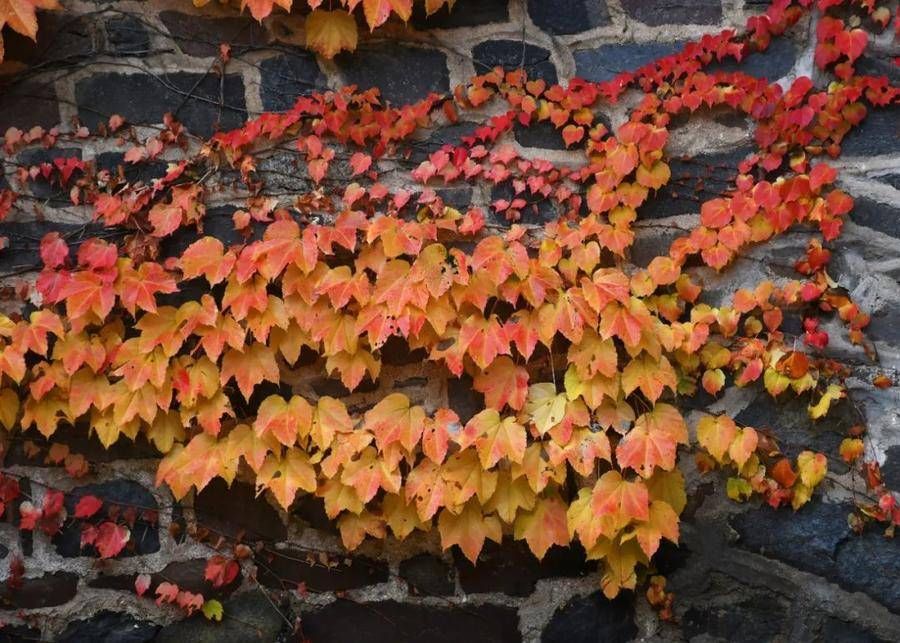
xmin=155 ymin=591 xmax=284 ymax=642
xmin=105 ymin=16 xmax=151 ymax=57
xmin=256 ymin=549 xmax=388 ymax=591
xmin=473 ymin=41 xmax=558 ymax=84
xmin=527 ymin=0 xmax=610 ymax=35
xmin=542 ymin=592 xmax=637 ymax=643
xmin=0 ymin=572 xmax=78 ymax=610
xmin=194 ymin=479 xmax=287 ymax=542
xmin=619 ymin=0 xmax=722 ymax=26
xmin=300 ymin=599 xmax=522 ymax=642
xmin=159 ymin=12 xmax=269 ymax=58
xmin=74 ymin=72 xmax=247 ymax=137
xmin=575 ymin=42 xmax=683 ymax=82
xmin=335 ymin=44 xmax=450 ymax=105
xmin=399 ymin=553 xmax=456 ymax=596
xmin=259 ymin=50 xmax=327 ymax=111
xmin=411 ymin=0 xmax=509 ymax=29
xmin=57 ymin=610 xmax=159 ymax=642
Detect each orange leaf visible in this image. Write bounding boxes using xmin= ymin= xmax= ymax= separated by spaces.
xmin=473 ymin=356 xmax=528 ymax=411
xmin=513 ymin=495 xmax=570 ymax=560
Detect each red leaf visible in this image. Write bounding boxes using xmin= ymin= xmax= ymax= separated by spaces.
xmin=94 ymin=521 xmax=130 ymax=558
xmin=204 ymin=555 xmax=240 ymax=588
xmin=135 ymin=573 xmax=151 ymax=597
xmin=74 ymin=495 xmax=103 ymax=519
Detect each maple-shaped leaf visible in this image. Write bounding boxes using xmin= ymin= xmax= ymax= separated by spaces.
xmin=359 ymin=0 xmax=413 ymax=31
xmin=220 ymin=344 xmax=279 ymax=400
xmin=438 ymin=500 xmax=502 ymax=563
xmin=405 ymin=459 xmax=447 ymax=521
xmin=696 ymin=414 xmax=738 ymax=464
xmin=523 ymin=383 xmax=567 ymax=435
xmin=338 ymin=510 xmax=385 ymax=550
xmin=568 ymin=328 xmax=618 ymax=380
xmin=646 ymin=469 xmax=687 ymax=514
xmin=473 ymin=356 xmax=528 ymax=411
xmin=253 ymin=394 xmax=312 ymax=447
xmin=325 ymin=350 xmax=380 ymax=391
xmin=728 ymin=427 xmax=758 ymax=469
xmin=117 ymin=260 xmax=178 ymax=315
xmin=319 ymin=478 xmax=364 ymax=519
xmin=796 ymin=450 xmax=827 ymax=488
xmin=441 ymin=449 xmax=498 ymax=507
xmin=382 ymin=493 xmax=425 ymax=540
xmin=421 ymin=408 xmax=460 ymax=464
xmin=73 ymin=494 xmax=103 ymax=519
xmin=589 ymin=536 xmax=647 ymax=598
xmin=808 ymin=383 xmax=845 ymax=419
xmin=305 ymin=9 xmax=358 ymax=58
xmin=311 ymin=395 xmax=354 ymax=451
xmin=591 ymin=470 xmax=650 ymax=537
xmin=155 ymin=581 xmax=179 ymax=606
xmin=341 ymin=446 xmax=402 ymax=503
xmin=364 ymin=393 xmax=426 ymax=453
xmin=204 ymin=555 xmax=240 ymax=588
xmin=93 ymin=521 xmax=130 ymax=558
xmin=463 ymin=409 xmax=527 ymax=469
xmin=616 ymin=404 xmax=687 ymax=477
xmin=631 ymin=500 xmax=679 ymax=558
xmin=599 ymin=298 xmax=651 ymax=347
xmin=513 ymin=495 xmax=570 ymax=560
xmin=484 ymin=471 xmax=536 ymax=524
xmin=241 ymin=0 xmax=292 ymax=22
xmin=621 ymin=354 xmax=677 ymax=403
xmin=180 ymin=237 xmax=235 ymax=285
xmin=256 ymin=450 xmax=317 ymax=510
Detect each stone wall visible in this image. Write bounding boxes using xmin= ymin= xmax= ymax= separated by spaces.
xmin=1 ymin=1 xmax=899 ymax=641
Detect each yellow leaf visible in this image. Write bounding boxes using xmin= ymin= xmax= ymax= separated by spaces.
xmin=796 ymin=450 xmax=827 ymax=488
xmin=523 ymin=383 xmax=566 ymax=434
xmin=256 ymin=450 xmax=317 ymax=510
xmin=484 ymin=471 xmax=535 ymax=524
xmin=696 ymin=414 xmax=738 ymax=463
xmin=338 ymin=510 xmax=385 ymax=550
xmin=306 ymin=10 xmax=358 ymax=59
xmin=383 ymin=493 xmax=425 ymax=540
xmin=438 ymin=500 xmax=501 ymax=563
xmin=0 ymin=387 xmax=20 ymax=429
xmin=201 ymin=599 xmax=223 ymax=622
xmin=808 ymin=384 xmax=845 ymax=419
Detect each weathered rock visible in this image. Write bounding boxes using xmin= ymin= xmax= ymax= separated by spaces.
xmin=335 ymin=44 xmax=449 ymax=105
xmin=841 ymin=104 xmax=900 ymax=157
xmin=473 ymin=41 xmax=558 ymax=84
xmin=0 ymin=81 xmax=60 ymax=130
xmin=399 ymin=553 xmax=456 ymax=596
xmin=542 ymin=592 xmax=636 ymax=643
xmin=527 ymin=0 xmax=610 ymax=35
xmin=574 ymin=42 xmax=682 ymax=82
xmin=75 ymin=72 xmax=247 ymax=137
xmin=159 ymin=12 xmax=268 ymax=58
xmin=822 ymin=617 xmax=888 ymax=642
xmin=707 ymin=37 xmax=797 ymax=79
xmin=156 ymin=591 xmax=284 ymax=643
xmin=150 ymin=558 xmax=242 ymax=598
xmin=447 ymin=375 xmax=482 ymax=424
xmin=619 ymin=0 xmax=722 ymax=26
xmin=57 ymin=610 xmax=159 ymax=642
xmin=411 ymin=0 xmax=509 ymax=29
xmin=0 ymin=572 xmax=78 ymax=610
xmin=682 ymin=592 xmax=790 ymax=642
xmin=301 ymin=599 xmax=521 ymax=642
xmin=882 ymin=445 xmax=900 ymax=489
xmin=259 ymin=50 xmax=327 ymax=112
xmin=194 ymin=478 xmax=287 ymax=542
xmin=835 ymin=531 xmax=900 ymax=612
xmin=256 ymin=549 xmax=388 ymax=592
xmin=105 ymin=16 xmax=151 ymax=57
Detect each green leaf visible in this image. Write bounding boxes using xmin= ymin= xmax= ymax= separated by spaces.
xmin=202 ymin=599 xmax=224 ymax=621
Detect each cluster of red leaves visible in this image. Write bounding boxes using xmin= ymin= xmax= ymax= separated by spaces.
xmin=0 ymin=0 xmax=898 ymax=600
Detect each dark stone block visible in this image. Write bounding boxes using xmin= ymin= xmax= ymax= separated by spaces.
xmin=707 ymin=37 xmax=797 ymax=80
xmin=0 ymin=81 xmax=60 ymax=130
xmin=835 ymin=532 xmax=900 ymax=612
xmin=88 ymin=573 xmax=139 ymax=591
xmin=194 ymin=478 xmax=287 ymax=542
xmin=301 ymin=599 xmax=521 ymax=643
xmin=53 ymin=480 xmax=160 ymax=558
xmin=447 ymin=375 xmax=482 ymax=424
xmin=730 ymin=499 xmax=852 ymax=577
xmin=822 ymin=617 xmax=887 ymax=643
xmin=256 ymin=548 xmax=388 ymax=591
xmin=105 ymin=16 xmax=150 ymax=56
xmin=0 ymin=543 xmax=6 ymax=559
xmin=1 ymin=13 xmax=94 ymax=66
xmin=260 ymin=51 xmax=327 ymax=112
xmin=0 ymin=572 xmax=78 ymax=610
xmin=0 ymin=221 xmax=98 ymax=274
xmin=75 ymin=72 xmax=247 ymax=137
xmin=473 ymin=41 xmax=558 ymax=84
xmin=156 ymin=591 xmax=283 ymax=643
xmin=292 ymin=494 xmax=336 ymax=532
xmin=379 ymin=335 xmax=428 ymax=366
xmin=159 ymin=12 xmax=269 ymax=58
xmin=883 ymin=445 xmax=900 ymax=490
xmin=574 ymin=42 xmax=683 ymax=83
xmin=638 ymin=146 xmax=753 ymax=220
xmin=58 ymin=610 xmax=159 ymax=643
xmin=0 ymin=624 xmax=42 ymax=641
xmin=848 ymin=196 xmax=899 ymax=239
xmin=399 ymin=553 xmax=455 ymax=596
xmin=411 ymin=0 xmax=509 ymax=28
xmin=527 ymin=0 xmax=610 ymax=35
xmin=95 ymin=151 xmax=167 ymax=186
xmin=856 ymin=54 xmax=900 ymax=84
xmin=683 ymin=593 xmax=789 ymax=642
xmin=515 ymin=120 xmax=568 ymax=150
xmin=620 ymin=0 xmax=722 ymax=26
xmin=335 ymin=44 xmax=449 ymax=106
xmin=455 ymin=538 xmax=594 ymax=596
xmin=734 ymin=391 xmax=853 ymax=463
xmin=542 ymin=591 xmax=636 ymax=643
xmin=151 ymin=559 xmax=242 ymax=598
xmin=841 ymin=104 xmax=900 ymax=157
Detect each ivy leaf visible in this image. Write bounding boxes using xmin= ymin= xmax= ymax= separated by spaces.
xmin=221 ymin=344 xmax=279 ymax=400
xmin=523 ymin=383 xmax=567 ymax=435
xmin=513 ymin=495 xmax=570 ymax=560
xmin=253 ymin=394 xmax=312 ymax=447
xmin=591 ymin=470 xmax=650 ymax=536
xmin=364 ymin=393 xmax=426 ymax=453
xmin=796 ymin=451 xmax=827 ymax=488
xmin=256 ymin=450 xmax=317 ymax=510
xmin=438 ymin=500 xmax=502 ymax=563
xmin=204 ymin=555 xmax=240 ymax=588
xmin=473 ymin=356 xmax=529 ymax=411
xmin=201 ymin=599 xmax=224 ymax=622
xmin=73 ymin=494 xmax=103 ymax=519
xmin=466 ymin=409 xmax=527 ymax=468
xmin=134 ymin=573 xmax=151 ymax=597
xmin=93 ymin=522 xmax=130 ymax=558
xmin=241 ymin=0 xmax=292 ymax=22
xmin=696 ymin=414 xmax=738 ymax=463
xmin=621 ymin=354 xmax=677 ymax=403
xmin=631 ymin=500 xmax=679 ymax=558
xmin=305 ymin=10 xmax=358 ymax=58
xmin=616 ymin=404 xmax=687 ymax=477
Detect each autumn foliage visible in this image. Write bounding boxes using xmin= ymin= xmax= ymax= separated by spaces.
xmin=0 ymin=0 xmax=898 ymax=606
